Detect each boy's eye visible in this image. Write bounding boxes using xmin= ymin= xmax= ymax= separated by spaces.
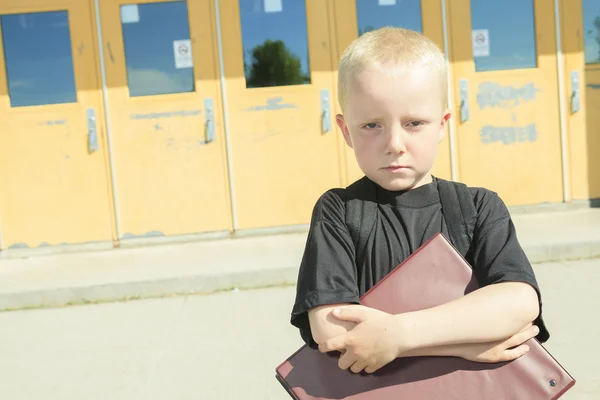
xmin=364 ymin=123 xmax=378 ymax=129
xmin=407 ymin=121 xmax=423 ymax=127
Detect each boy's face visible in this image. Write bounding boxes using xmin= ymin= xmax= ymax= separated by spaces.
xmin=337 ymin=64 xmax=451 ymax=191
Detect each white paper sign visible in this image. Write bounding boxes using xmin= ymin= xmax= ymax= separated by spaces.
xmin=264 ymin=0 xmax=283 ymax=13
xmin=378 ymin=0 xmax=397 ymax=6
xmin=472 ymin=29 xmax=490 ymax=57
xmin=121 ymin=5 xmax=140 ymax=24
xmin=173 ymin=40 xmax=193 ymax=69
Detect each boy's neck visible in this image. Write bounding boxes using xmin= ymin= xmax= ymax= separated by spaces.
xmin=413 ymin=173 xmax=434 ymax=189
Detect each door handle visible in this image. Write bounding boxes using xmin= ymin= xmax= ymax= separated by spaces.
xmin=571 ymin=70 xmax=580 ymax=114
xmin=321 ymin=89 xmax=331 ymax=133
xmin=87 ymin=108 xmax=99 ymax=153
xmin=459 ymin=79 xmax=469 ymax=123
xmin=204 ymin=98 xmax=215 ymax=143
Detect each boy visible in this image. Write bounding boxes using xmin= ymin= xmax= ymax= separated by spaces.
xmin=290 ymin=27 xmax=549 ymax=375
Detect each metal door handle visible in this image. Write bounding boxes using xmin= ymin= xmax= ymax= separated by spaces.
xmin=321 ymin=89 xmax=331 ymax=133
xmin=571 ymin=70 xmax=580 ymax=114
xmin=204 ymin=98 xmax=215 ymax=143
xmin=459 ymin=79 xmax=469 ymax=123
xmin=87 ymin=108 xmax=99 ymax=153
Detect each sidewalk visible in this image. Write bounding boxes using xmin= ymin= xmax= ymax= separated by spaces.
xmin=1 ymin=259 xmax=597 ymax=400
xmin=0 ymin=207 xmax=599 ymax=311
xmin=1 ymin=259 xmax=598 ymax=400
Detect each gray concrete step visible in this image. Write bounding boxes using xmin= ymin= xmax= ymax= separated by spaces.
xmin=0 ymin=207 xmax=599 ymax=311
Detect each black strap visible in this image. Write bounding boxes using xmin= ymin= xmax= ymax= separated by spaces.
xmin=345 ymin=176 xmax=477 ymax=260
xmin=435 ymin=177 xmax=478 ymax=258
xmin=345 ymin=177 xmax=377 ymax=261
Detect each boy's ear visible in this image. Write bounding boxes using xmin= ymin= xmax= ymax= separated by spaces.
xmin=336 ymin=114 xmax=353 ymax=148
xmin=438 ymin=109 xmax=452 ymax=143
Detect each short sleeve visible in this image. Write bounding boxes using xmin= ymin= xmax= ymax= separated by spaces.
xmin=469 ymin=189 xmax=550 ymax=343
xmin=290 ymin=189 xmax=361 ymax=348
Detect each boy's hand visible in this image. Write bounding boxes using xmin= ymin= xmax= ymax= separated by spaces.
xmin=317 ymin=305 xmax=407 ymax=374
xmin=452 ymin=322 xmax=539 ymax=363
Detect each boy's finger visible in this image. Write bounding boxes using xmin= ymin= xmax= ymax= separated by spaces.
xmin=319 ymin=335 xmax=347 ymax=353
xmin=364 ymin=361 xmax=384 ymax=374
xmin=509 ymin=325 xmax=539 ymax=348
xmin=518 ymin=322 xmax=533 ymax=333
xmin=338 ymin=350 xmax=356 ymax=370
xmin=350 ymin=360 xmax=368 ymax=374
xmin=522 ymin=325 xmax=539 ymax=343
xmin=331 ymin=306 xmax=369 ymax=323
xmin=501 ymin=344 xmax=530 ymax=362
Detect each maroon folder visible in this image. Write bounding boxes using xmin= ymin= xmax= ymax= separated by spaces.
xmin=276 ymin=233 xmax=575 ymax=399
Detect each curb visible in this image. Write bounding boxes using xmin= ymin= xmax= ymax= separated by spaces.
xmin=524 ymin=242 xmax=600 ymax=264
xmin=1 ymin=243 xmax=599 ymax=312
xmin=0 ymin=267 xmax=300 ymax=311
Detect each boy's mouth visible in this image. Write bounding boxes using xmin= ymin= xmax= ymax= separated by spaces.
xmin=383 ymin=165 xmax=409 ymax=172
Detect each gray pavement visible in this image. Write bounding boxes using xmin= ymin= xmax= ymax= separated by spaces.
xmin=0 ymin=258 xmax=598 ymax=399
xmin=0 ymin=207 xmax=600 ymax=311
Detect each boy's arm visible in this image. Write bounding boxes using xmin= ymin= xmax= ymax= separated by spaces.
xmin=317 ymin=281 xmax=538 ymax=356
xmin=316 ymin=282 xmax=538 ymax=374
xmin=308 ymin=304 xmax=357 ymax=345
xmin=309 ymin=305 xmax=467 ymax=358
xmin=290 ymin=189 xmax=363 ymax=348
xmin=397 ymin=280 xmax=539 ymax=350
xmin=308 ymin=305 xmax=468 ymax=354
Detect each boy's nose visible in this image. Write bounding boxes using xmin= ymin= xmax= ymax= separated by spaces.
xmin=386 ymin=129 xmax=407 ymax=155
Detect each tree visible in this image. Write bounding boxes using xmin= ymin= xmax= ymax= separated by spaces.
xmin=245 ymin=39 xmax=309 ymax=88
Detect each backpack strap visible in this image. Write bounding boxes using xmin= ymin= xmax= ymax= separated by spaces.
xmin=345 ymin=176 xmax=477 ymax=261
xmin=345 ymin=176 xmax=378 ymax=260
xmin=435 ymin=176 xmax=478 ymax=258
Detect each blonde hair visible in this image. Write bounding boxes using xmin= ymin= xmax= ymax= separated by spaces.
xmin=337 ymin=27 xmax=448 ymax=110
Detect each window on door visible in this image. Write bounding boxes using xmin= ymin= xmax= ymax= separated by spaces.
xmin=583 ymin=0 xmax=600 ymax=64
xmin=238 ymin=0 xmax=311 ymax=88
xmin=1 ymin=11 xmax=77 ymax=107
xmin=470 ymin=0 xmax=538 ymax=72
xmin=356 ymin=0 xmax=423 ymax=36
xmin=120 ymin=1 xmax=195 ymax=97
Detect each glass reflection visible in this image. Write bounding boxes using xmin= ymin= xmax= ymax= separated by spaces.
xmin=121 ymin=1 xmax=195 ymax=97
xmin=356 ymin=0 xmax=423 ymax=36
xmin=470 ymin=0 xmax=538 ymax=72
xmin=583 ymin=0 xmax=600 ymax=64
xmin=239 ymin=0 xmax=310 ymax=88
xmin=1 ymin=11 xmax=77 ymax=107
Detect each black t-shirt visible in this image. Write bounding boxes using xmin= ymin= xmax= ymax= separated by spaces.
xmin=290 ymin=178 xmax=549 ymax=349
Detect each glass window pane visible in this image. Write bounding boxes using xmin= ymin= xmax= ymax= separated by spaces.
xmin=356 ymin=0 xmax=423 ymax=36
xmin=121 ymin=1 xmax=195 ymax=97
xmin=1 ymin=11 xmax=77 ymax=108
xmin=583 ymin=0 xmax=600 ymax=64
xmin=470 ymin=0 xmax=538 ymax=72
xmin=239 ymin=0 xmax=311 ymax=89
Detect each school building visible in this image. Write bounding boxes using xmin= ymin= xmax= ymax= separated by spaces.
xmin=0 ymin=0 xmax=598 ymax=253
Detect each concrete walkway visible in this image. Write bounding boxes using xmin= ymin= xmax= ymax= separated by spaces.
xmin=0 ymin=258 xmax=598 ymax=399
xmin=0 ymin=207 xmax=599 ymax=311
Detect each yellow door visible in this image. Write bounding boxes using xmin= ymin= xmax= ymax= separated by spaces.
xmin=578 ymin=0 xmax=600 ymax=200
xmin=98 ymin=0 xmax=232 ymax=239
xmin=218 ymin=0 xmax=342 ymax=230
xmin=449 ymin=0 xmax=564 ymax=205
xmin=332 ymin=0 xmax=453 ymax=185
xmin=0 ymin=0 xmax=115 ymax=249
